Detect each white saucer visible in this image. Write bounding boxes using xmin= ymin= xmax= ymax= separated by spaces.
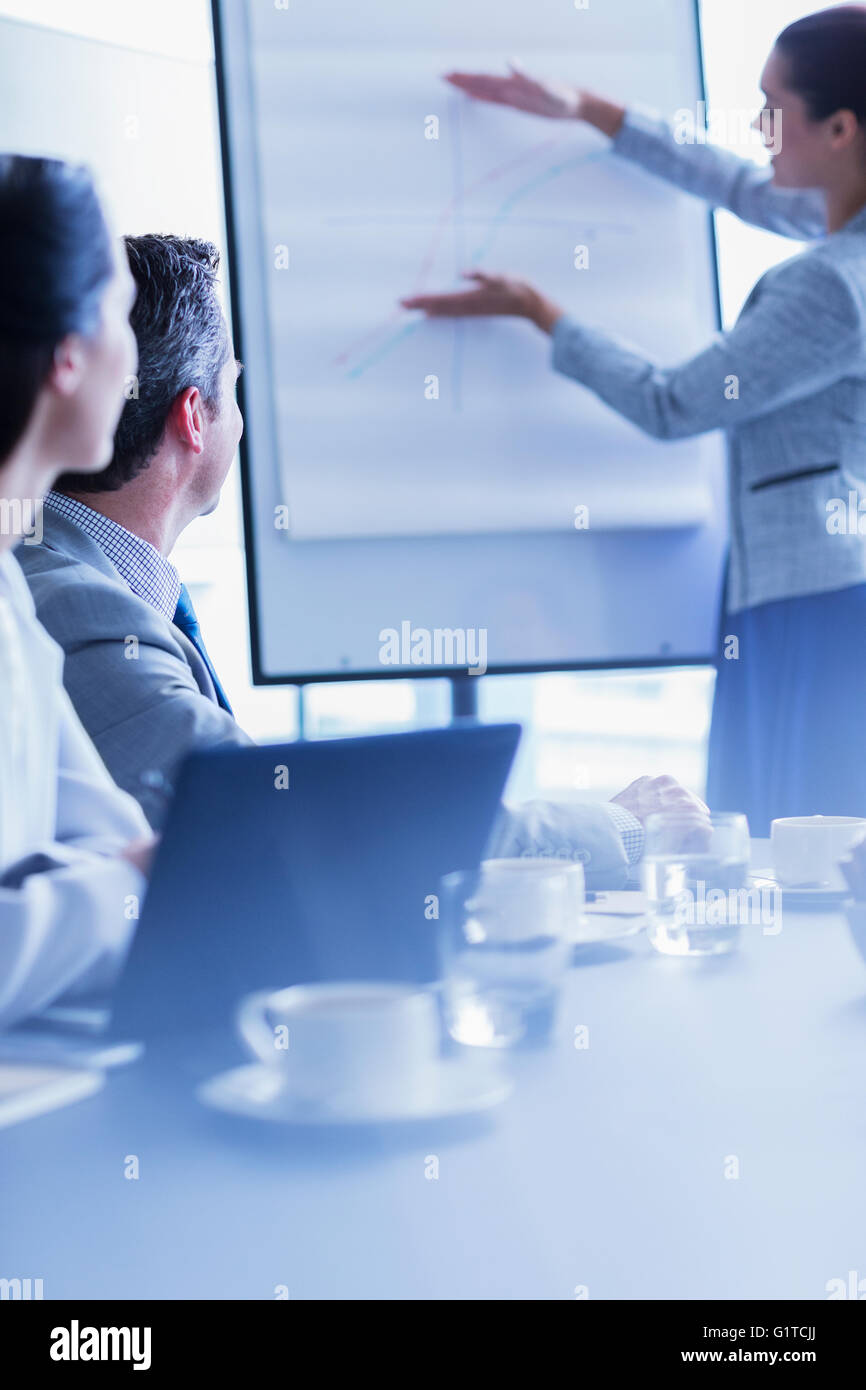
xmin=571 ymin=892 xmax=647 ymax=943
xmin=749 ymin=872 xmax=848 ymax=907
xmin=197 ymin=1057 xmax=512 ymax=1126
xmin=570 ymin=913 xmax=645 ymax=945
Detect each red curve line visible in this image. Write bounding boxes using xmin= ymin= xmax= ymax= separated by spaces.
xmin=332 ymin=133 xmax=564 ymax=367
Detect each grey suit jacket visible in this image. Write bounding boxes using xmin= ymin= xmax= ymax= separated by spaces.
xmin=553 ymin=106 xmax=866 ymax=614
xmin=17 ymin=511 xmax=635 ymax=884
xmin=17 ymin=509 xmax=250 ymax=828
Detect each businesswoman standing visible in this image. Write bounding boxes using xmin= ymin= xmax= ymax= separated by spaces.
xmin=403 ymin=6 xmax=866 ymax=833
xmin=0 ymin=155 xmax=153 ymax=1028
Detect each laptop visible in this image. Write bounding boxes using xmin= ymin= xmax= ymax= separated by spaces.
xmin=103 ymin=721 xmax=521 ymax=1044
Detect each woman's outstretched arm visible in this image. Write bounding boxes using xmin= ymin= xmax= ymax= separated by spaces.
xmin=444 ymin=67 xmax=826 ymax=240
xmin=404 ymin=256 xmax=863 ymax=442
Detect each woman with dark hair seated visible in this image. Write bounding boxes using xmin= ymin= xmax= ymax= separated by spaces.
xmin=0 ymin=154 xmax=154 ymax=1029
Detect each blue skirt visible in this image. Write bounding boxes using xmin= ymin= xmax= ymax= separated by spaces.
xmin=706 ymin=582 xmax=866 ymax=836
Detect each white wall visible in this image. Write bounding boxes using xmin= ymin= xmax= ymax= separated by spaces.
xmin=0 ymin=0 xmax=297 ymax=737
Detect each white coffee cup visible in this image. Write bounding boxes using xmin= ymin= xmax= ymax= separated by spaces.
xmin=236 ymin=981 xmax=440 ymax=1106
xmin=479 ymin=857 xmax=586 ymax=938
xmin=770 ymin=815 xmax=866 ymax=890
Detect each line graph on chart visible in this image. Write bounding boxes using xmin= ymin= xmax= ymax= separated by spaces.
xmin=327 ymin=97 xmax=632 ymax=397
xmin=251 ymin=47 xmax=720 ymax=543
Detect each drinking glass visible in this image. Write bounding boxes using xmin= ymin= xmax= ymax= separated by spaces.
xmin=438 ymin=859 xmax=576 ymax=1047
xmin=642 ymin=811 xmax=750 ymax=956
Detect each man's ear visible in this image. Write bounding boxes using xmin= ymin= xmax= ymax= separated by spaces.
xmin=171 ymin=385 xmax=205 ymax=455
xmin=48 ymin=335 xmax=88 ymax=398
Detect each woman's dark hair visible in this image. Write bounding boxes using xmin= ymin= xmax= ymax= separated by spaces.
xmin=0 ymin=154 xmax=114 ymax=462
xmin=55 ymin=235 xmax=230 ymax=495
xmin=776 ymin=5 xmax=866 ymax=123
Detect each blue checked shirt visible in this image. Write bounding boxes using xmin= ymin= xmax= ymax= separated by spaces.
xmin=605 ymin=802 xmax=644 ymax=866
xmin=43 ymin=491 xmax=181 ymax=621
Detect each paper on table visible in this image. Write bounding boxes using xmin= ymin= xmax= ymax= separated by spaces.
xmin=584 ymin=891 xmax=647 ymax=917
xmin=0 ymin=1063 xmax=105 ymax=1130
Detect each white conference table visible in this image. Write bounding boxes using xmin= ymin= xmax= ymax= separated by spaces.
xmin=2 ymin=842 xmax=866 ymax=1300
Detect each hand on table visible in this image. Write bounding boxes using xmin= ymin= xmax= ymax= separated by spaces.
xmin=611 ymin=775 xmax=712 ymax=851
xmin=121 ymin=835 xmax=159 ymax=878
xmin=401 ymin=271 xmax=564 ymax=332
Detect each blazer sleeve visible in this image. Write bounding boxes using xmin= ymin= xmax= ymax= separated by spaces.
xmin=488 ymin=799 xmax=633 ymax=889
xmin=30 ymin=575 xmax=253 ymax=830
xmin=0 ymin=696 xmax=147 ymax=1032
xmin=551 ymin=254 xmax=864 ymax=440
xmin=63 ymin=633 xmax=254 ymax=830
xmin=611 ymin=106 xmax=827 ymax=240
xmin=53 ymin=683 xmax=152 ymax=853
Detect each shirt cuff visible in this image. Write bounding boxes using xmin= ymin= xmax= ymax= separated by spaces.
xmin=551 ymin=313 xmax=604 ymax=385
xmin=609 ymin=104 xmax=668 ymax=160
xmin=606 ymin=803 xmax=645 ymax=865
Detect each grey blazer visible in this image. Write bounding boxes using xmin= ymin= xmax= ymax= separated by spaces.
xmin=17 ymin=509 xmax=251 ymax=828
xmin=17 ymin=511 xmax=637 ymax=884
xmin=552 ymin=106 xmax=866 ymax=614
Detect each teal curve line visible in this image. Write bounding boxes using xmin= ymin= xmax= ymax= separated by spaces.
xmin=345 ymin=147 xmax=609 ymax=380
xmin=468 ymin=149 xmax=607 ymax=263
xmin=346 ymin=318 xmax=424 ymax=378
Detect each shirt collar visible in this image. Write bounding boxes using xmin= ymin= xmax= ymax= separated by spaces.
xmin=44 ymin=491 xmax=182 ymax=621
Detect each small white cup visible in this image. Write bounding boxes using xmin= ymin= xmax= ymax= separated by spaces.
xmin=236 ymin=981 xmax=440 ymax=1107
xmin=480 ymin=857 xmax=586 ymax=937
xmin=771 ymin=815 xmax=866 ymax=890
xmin=844 ymin=901 xmax=866 ymax=972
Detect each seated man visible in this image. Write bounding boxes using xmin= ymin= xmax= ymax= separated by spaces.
xmin=18 ymin=234 xmax=707 ymax=884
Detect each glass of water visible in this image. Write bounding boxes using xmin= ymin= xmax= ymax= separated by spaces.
xmin=642 ymin=811 xmax=750 ymax=956
xmin=438 ymin=860 xmax=577 ymax=1047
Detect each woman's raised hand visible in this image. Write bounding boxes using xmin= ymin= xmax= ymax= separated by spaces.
xmin=443 ymin=62 xmax=581 ymax=120
xmin=401 ymin=271 xmax=564 ymax=332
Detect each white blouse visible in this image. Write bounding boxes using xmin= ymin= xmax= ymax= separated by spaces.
xmin=0 ymin=549 xmax=149 ymax=1030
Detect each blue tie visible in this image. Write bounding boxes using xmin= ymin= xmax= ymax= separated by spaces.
xmin=172 ymin=583 xmax=233 ymax=715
